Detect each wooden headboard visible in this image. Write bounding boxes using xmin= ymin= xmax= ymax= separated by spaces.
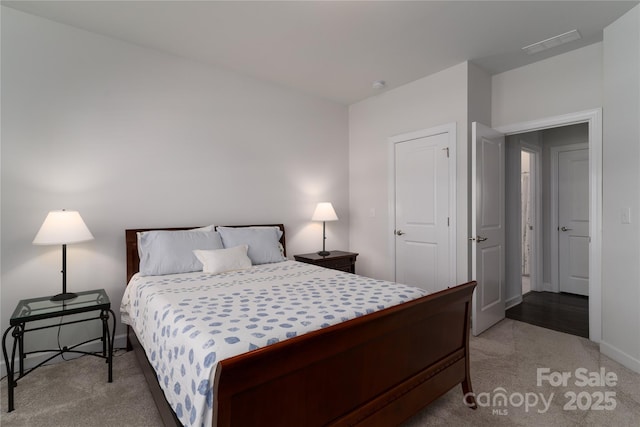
xmin=125 ymin=224 xmax=286 ymax=284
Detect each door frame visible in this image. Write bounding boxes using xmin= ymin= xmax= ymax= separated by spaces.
xmin=387 ymin=122 xmax=457 ymax=286
xmin=550 ymin=143 xmax=589 ymax=293
xmin=496 ymin=108 xmax=602 ymax=343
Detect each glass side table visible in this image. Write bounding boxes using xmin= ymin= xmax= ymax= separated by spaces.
xmin=2 ymin=289 xmax=115 ymax=412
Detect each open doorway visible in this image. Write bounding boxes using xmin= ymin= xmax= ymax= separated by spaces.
xmin=520 ymin=149 xmax=535 ymax=295
xmin=505 ymin=123 xmax=590 ymax=338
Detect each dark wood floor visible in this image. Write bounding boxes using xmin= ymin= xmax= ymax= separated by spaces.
xmin=506 ymin=291 xmax=589 ymax=338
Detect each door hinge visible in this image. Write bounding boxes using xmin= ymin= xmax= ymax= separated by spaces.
xmin=447 ymin=217 xmax=450 ymax=227
xmin=442 ymin=147 xmax=449 ymax=158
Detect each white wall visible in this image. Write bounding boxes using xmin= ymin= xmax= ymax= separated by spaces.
xmin=492 ymin=43 xmax=603 ymax=128
xmin=0 ymin=7 xmax=349 ymax=358
xmin=601 ymin=5 xmax=640 ymax=373
xmin=468 ymin=62 xmax=492 ymax=128
xmin=349 ymin=62 xmax=469 ymax=283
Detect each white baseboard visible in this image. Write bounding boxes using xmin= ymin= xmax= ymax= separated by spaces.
xmin=600 ymin=340 xmax=640 ymax=374
xmin=505 ymin=294 xmax=523 ymax=310
xmin=0 ymin=333 xmax=127 ymax=378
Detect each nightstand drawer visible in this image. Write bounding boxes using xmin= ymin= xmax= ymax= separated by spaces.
xmin=320 ymin=258 xmax=353 ymax=272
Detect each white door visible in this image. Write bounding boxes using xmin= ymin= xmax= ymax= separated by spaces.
xmin=394 ymin=131 xmax=451 ymax=293
xmin=471 ymin=122 xmax=506 ymax=336
xmin=558 ymin=148 xmax=589 ymax=296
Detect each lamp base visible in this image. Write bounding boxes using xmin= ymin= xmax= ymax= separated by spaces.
xmin=317 ymin=250 xmax=331 ymax=257
xmin=50 ymin=292 xmax=78 ymax=302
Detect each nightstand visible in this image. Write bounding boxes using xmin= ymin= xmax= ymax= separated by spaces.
xmin=294 ymin=251 xmax=359 ymax=274
xmin=2 ymin=289 xmax=115 ymax=412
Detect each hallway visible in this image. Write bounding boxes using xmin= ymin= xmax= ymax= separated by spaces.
xmin=506 ymin=291 xmax=588 ymax=338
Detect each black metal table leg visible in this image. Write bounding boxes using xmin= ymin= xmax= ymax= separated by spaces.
xmin=2 ymin=325 xmax=19 ymax=412
xmin=101 ymin=309 xmax=107 ymax=357
xmin=17 ymin=324 xmax=25 ymax=376
xmin=101 ymin=309 xmax=116 ymax=383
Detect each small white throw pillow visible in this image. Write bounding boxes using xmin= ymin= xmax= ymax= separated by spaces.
xmin=193 ymin=245 xmax=252 ymax=275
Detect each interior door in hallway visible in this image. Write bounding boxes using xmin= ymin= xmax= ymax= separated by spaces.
xmin=558 ymin=147 xmax=589 ymax=296
xmin=394 ymin=129 xmax=452 ymax=294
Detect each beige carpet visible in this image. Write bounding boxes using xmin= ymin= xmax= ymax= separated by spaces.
xmin=1 ymin=319 xmax=639 ymax=426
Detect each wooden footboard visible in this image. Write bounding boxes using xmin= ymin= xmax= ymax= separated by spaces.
xmin=214 ymin=281 xmax=476 ymax=426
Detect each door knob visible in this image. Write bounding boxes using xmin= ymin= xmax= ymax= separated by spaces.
xmin=560 ymin=226 xmax=572 ymax=232
xmin=468 ymin=236 xmax=488 ymax=242
xmin=395 ymin=230 xmax=405 ymax=236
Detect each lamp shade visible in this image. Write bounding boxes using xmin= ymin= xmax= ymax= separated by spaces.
xmin=33 ymin=210 xmax=94 ymax=245
xmin=311 ymin=202 xmax=338 ymax=222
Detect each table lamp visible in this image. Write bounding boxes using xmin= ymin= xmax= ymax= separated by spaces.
xmin=33 ymin=210 xmax=94 ymax=302
xmin=312 ymin=202 xmax=338 ymax=257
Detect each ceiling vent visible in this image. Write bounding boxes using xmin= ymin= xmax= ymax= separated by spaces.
xmin=522 ymin=29 xmax=581 ymax=55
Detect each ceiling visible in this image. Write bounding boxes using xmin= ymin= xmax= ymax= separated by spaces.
xmin=3 ymin=1 xmax=637 ymax=105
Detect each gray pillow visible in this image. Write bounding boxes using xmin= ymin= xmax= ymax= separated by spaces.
xmin=217 ymin=226 xmax=285 ymax=265
xmin=137 ymin=230 xmax=224 ymax=276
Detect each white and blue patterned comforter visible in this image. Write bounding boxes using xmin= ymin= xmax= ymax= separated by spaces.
xmin=121 ymin=260 xmax=427 ymax=427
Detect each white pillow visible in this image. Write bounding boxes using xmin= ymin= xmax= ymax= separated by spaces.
xmin=217 ymin=226 xmax=285 ymax=265
xmin=193 ymin=245 xmax=252 ymax=275
xmin=137 ymin=230 xmax=224 ymax=276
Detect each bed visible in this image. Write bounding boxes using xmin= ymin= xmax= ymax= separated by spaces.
xmin=123 ymin=224 xmax=477 ymax=426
